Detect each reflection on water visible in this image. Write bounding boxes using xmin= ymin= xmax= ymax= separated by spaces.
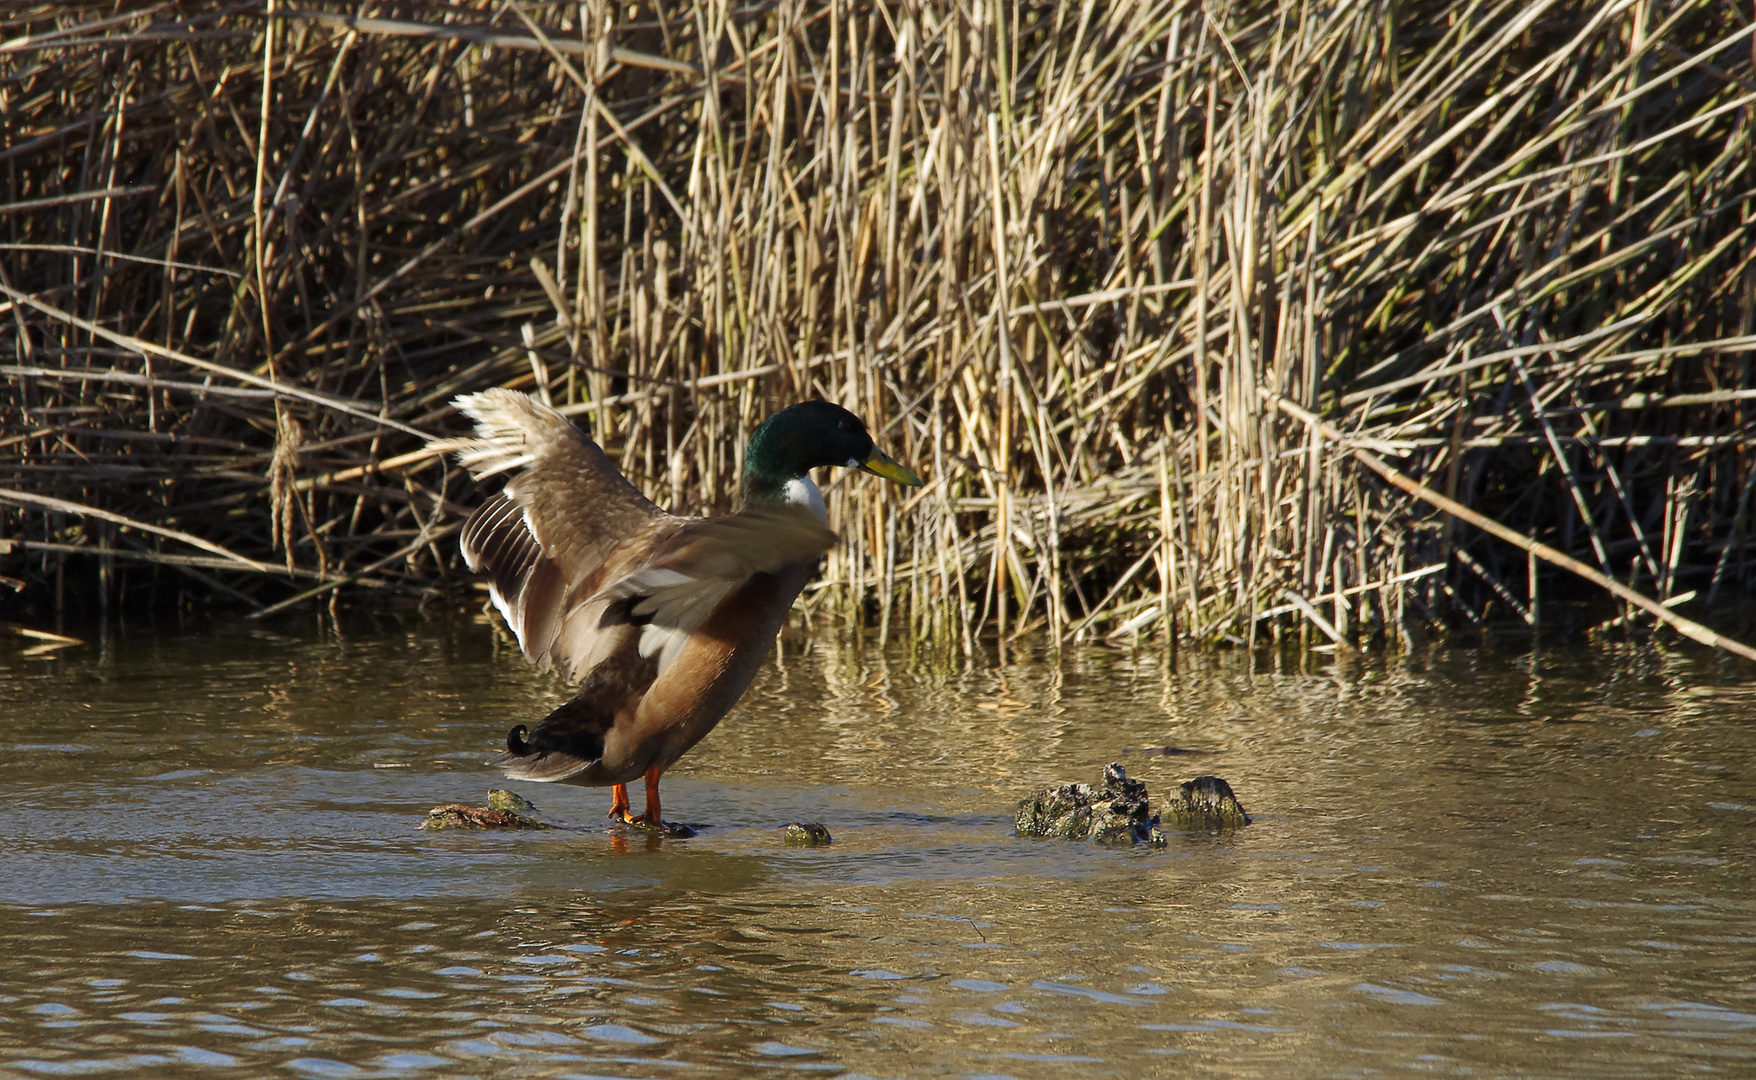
xmin=2 ymin=612 xmax=1755 ymax=1078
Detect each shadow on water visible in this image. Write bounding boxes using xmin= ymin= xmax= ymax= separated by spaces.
xmin=2 ymin=610 xmax=1755 ymax=1077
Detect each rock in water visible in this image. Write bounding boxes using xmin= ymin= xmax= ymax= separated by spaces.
xmin=487 ymin=789 xmax=543 ymax=818
xmin=1015 ymin=780 xmax=1098 ymax=840
xmin=1162 ymin=775 xmax=1251 ymax=828
xmin=1016 ymin=763 xmax=1166 ymax=846
xmin=781 ymin=822 xmax=833 ymax=847
xmin=422 ymin=788 xmax=553 ymax=830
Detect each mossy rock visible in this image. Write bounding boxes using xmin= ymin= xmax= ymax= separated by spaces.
xmin=1017 ymin=763 xmax=1166 ymax=847
xmin=1161 ymin=775 xmax=1251 ymax=829
xmin=1017 ymin=782 xmax=1096 ymax=838
xmin=422 ymin=788 xmax=554 ymax=830
xmin=781 ymin=822 xmax=834 ymax=847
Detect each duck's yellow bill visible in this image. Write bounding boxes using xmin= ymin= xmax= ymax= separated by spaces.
xmin=860 ymin=447 xmax=923 ymax=487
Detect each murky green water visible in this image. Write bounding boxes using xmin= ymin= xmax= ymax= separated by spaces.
xmin=3 ymin=613 xmax=1755 ymax=1078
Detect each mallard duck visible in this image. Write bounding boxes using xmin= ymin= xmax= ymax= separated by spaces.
xmin=435 ymin=389 xmax=921 ymax=831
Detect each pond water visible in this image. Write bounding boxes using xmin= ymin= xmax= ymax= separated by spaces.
xmin=2 ymin=612 xmax=1755 ymax=1078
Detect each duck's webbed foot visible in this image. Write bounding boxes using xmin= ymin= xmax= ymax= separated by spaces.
xmin=612 ymin=766 xmax=697 ymax=837
xmin=607 ymin=783 xmax=634 ymax=823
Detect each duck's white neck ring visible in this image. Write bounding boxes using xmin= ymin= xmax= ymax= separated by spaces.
xmin=782 ymin=474 xmax=829 ymax=524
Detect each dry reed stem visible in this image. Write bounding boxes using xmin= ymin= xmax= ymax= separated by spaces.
xmin=2 ymin=0 xmax=1754 ymax=659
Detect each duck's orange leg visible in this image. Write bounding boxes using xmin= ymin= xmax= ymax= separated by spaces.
xmin=607 ymin=782 xmax=633 ymax=822
xmin=634 ymin=764 xmax=664 ymax=827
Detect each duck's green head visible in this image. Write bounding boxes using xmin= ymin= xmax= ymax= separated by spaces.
xmin=744 ymin=401 xmax=922 ymax=505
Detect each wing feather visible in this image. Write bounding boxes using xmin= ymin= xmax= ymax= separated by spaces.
xmin=587 ymin=504 xmax=836 ymax=676
xmin=436 ymin=389 xmax=667 ymax=674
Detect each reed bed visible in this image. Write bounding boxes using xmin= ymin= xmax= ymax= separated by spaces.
xmin=2 ymin=0 xmax=1754 ymax=657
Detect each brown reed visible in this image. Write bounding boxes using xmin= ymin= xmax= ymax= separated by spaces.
xmin=2 ymin=0 xmax=1754 ymax=658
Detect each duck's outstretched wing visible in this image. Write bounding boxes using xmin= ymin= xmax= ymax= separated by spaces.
xmin=433 ymin=388 xmax=666 ymax=676
xmin=487 ymin=504 xmax=838 ymax=785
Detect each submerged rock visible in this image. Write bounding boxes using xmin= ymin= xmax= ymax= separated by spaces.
xmin=1162 ymin=775 xmax=1251 ymax=828
xmin=422 ymin=788 xmax=554 ymax=830
xmin=781 ymin=822 xmax=834 ymax=847
xmin=1017 ymin=763 xmax=1167 ymax=847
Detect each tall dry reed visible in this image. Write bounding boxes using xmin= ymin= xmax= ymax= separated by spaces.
xmin=2 ymin=0 xmax=1753 ymax=655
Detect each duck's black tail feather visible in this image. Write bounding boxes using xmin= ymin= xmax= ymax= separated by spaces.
xmin=486 ymin=697 xmax=608 ymax=783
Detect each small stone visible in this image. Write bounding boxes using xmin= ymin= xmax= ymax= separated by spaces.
xmin=1017 ymin=763 xmax=1160 ymax=846
xmin=486 ymin=789 xmax=542 ymax=818
xmin=421 ymin=789 xmax=552 ymax=830
xmin=1162 ymin=775 xmax=1251 ymax=829
xmin=782 ymin=822 xmax=833 ymax=847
